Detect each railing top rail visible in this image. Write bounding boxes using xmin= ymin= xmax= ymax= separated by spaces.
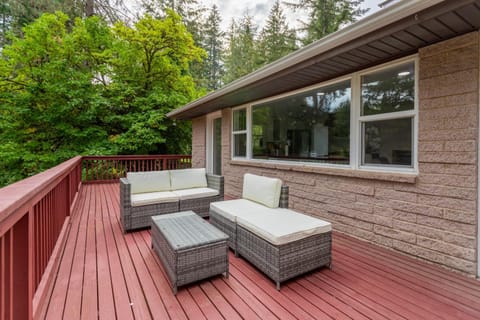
xmin=82 ymin=155 xmax=191 ymax=160
xmin=0 ymin=156 xmax=82 ymax=227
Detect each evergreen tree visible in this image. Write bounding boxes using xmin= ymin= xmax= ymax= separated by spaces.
xmin=223 ymin=14 xmax=257 ymax=84
xmin=287 ymin=0 xmax=368 ymax=45
xmin=257 ymin=0 xmax=296 ymax=66
xmin=202 ymin=5 xmax=224 ymax=91
xmin=0 ymin=0 xmax=128 ymax=47
xmin=140 ymin=0 xmax=207 ymax=89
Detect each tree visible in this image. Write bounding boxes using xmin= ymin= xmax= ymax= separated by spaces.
xmin=202 ymin=5 xmax=224 ymax=91
xmin=287 ymin=0 xmax=368 ymax=45
xmin=140 ymin=0 xmax=209 ymax=89
xmin=107 ymin=11 xmax=205 ymax=154
xmin=257 ymin=0 xmax=296 ymax=66
xmin=0 ymin=11 xmax=204 ymax=186
xmin=0 ymin=12 xmax=114 ymax=185
xmin=0 ymin=0 xmax=128 ymax=46
xmin=223 ymin=14 xmax=257 ymax=84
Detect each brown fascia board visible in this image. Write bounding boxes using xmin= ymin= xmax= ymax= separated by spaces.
xmin=167 ymin=0 xmax=451 ymax=120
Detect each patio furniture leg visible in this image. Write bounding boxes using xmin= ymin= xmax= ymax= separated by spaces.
xmin=276 ymin=282 xmax=280 ymax=291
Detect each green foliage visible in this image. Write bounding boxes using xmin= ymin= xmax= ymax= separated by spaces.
xmin=223 ymin=14 xmax=257 ymax=84
xmin=0 ymin=11 xmax=203 ymax=186
xmin=257 ymin=1 xmax=297 ymax=66
xmin=202 ymin=5 xmax=224 ymax=91
xmin=107 ymin=11 xmax=204 ymax=155
xmin=287 ymin=0 xmax=368 ymax=45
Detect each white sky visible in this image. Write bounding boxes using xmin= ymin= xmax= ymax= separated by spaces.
xmin=126 ymin=0 xmax=385 ymax=31
xmin=201 ymin=0 xmax=384 ymax=30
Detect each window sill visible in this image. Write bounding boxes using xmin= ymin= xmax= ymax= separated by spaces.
xmin=229 ymin=159 xmax=417 ymax=184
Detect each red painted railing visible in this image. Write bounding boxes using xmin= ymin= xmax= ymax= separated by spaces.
xmin=82 ymin=155 xmax=192 ymax=182
xmin=0 ymin=154 xmax=191 ymax=319
xmin=0 ymin=156 xmax=82 ymax=320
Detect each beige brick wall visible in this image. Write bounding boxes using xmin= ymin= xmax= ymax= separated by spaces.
xmin=191 ymin=116 xmax=206 ymax=168
xmin=191 ymin=32 xmax=480 ymax=276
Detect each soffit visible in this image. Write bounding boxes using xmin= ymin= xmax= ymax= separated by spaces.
xmin=169 ymin=0 xmax=480 ymax=120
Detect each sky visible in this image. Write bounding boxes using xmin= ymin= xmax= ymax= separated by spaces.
xmin=201 ymin=0 xmax=385 ymax=30
xmin=127 ymin=0 xmax=386 ymax=31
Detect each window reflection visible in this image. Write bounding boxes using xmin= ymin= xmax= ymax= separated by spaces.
xmin=252 ymin=80 xmax=351 ymax=164
xmin=361 ymin=62 xmax=414 ymax=116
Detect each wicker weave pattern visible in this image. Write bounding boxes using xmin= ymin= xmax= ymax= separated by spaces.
xmin=279 ymin=185 xmax=289 ymax=208
xmin=209 ymin=207 xmax=237 ymax=251
xmin=151 ymin=212 xmax=229 ymax=294
xmin=237 ymin=225 xmax=331 ymax=290
xmin=120 ymin=173 xmax=224 ymax=232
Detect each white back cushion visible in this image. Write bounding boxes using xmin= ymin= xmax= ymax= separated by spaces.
xmin=170 ymin=168 xmax=208 ymax=190
xmin=242 ymin=173 xmax=282 ymax=208
xmin=127 ymin=171 xmax=171 ymax=194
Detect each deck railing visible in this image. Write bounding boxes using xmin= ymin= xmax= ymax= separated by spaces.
xmin=0 ymin=154 xmax=191 ymax=319
xmin=82 ymin=155 xmax=192 ymax=182
xmin=0 ymin=156 xmax=82 ymax=320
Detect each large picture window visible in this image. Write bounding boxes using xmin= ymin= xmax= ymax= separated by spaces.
xmin=251 ymin=80 xmax=351 ymax=164
xmin=230 ymin=57 xmax=417 ymax=172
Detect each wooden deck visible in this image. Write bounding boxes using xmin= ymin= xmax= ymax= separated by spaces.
xmin=40 ymin=182 xmax=480 ymax=320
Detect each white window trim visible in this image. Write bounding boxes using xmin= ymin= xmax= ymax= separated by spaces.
xmin=206 ymin=111 xmax=222 ymax=174
xmin=356 ymin=56 xmax=419 ymax=173
xmin=231 ymin=105 xmax=248 ymax=159
xmin=230 ymin=55 xmax=418 ymax=174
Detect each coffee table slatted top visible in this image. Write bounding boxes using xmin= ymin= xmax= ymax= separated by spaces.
xmin=151 ymin=211 xmax=228 ymax=250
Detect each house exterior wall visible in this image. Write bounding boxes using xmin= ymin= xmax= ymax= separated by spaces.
xmin=192 ymin=32 xmax=480 ymax=276
xmin=191 ymin=116 xmax=206 ymax=168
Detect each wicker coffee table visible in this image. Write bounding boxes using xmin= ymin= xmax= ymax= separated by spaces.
xmin=151 ymin=211 xmax=229 ymax=294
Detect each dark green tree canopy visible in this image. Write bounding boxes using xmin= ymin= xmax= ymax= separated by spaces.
xmin=286 ymin=0 xmax=368 ymax=45
xmin=257 ymin=0 xmax=297 ymax=66
xmin=0 ymin=11 xmax=203 ymax=186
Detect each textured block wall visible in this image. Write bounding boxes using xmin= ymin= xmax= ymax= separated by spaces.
xmin=192 ymin=32 xmax=480 ymax=276
xmin=191 ymin=116 xmax=206 ymax=168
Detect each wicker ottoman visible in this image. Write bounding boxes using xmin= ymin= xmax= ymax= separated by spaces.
xmin=151 ymin=211 xmax=229 ymax=294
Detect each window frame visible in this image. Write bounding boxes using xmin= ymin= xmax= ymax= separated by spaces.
xmin=231 ymin=106 xmax=249 ymax=159
xmin=230 ymin=55 xmax=418 ymax=174
xmin=355 ymin=56 xmax=418 ymax=173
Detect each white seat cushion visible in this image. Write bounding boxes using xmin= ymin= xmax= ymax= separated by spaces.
xmin=171 ymin=187 xmax=219 ymax=200
xmin=210 ymin=199 xmax=274 ymax=222
xmin=170 ymin=168 xmax=208 ymax=190
xmin=242 ymin=173 xmax=282 ymax=208
xmin=127 ymin=171 xmax=171 ymax=194
xmin=130 ymin=191 xmax=178 ymax=207
xmin=237 ymin=209 xmax=332 ymax=246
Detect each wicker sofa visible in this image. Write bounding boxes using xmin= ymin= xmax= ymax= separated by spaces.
xmin=210 ymin=173 xmax=331 ymax=290
xmin=120 ymin=168 xmax=223 ymax=232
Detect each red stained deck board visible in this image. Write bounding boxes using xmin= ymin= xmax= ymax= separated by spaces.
xmin=336 ymin=233 xmax=480 ymax=295
xmin=314 ymin=268 xmax=421 ymax=320
xmin=98 ymin=184 xmax=134 ymax=320
xmin=81 ymin=185 xmax=99 ymax=320
xmin=214 ymin=267 xmax=284 ymax=320
xmin=229 ymin=257 xmax=326 ymax=320
xmin=334 ymin=242 xmax=480 ymax=319
xmin=39 ymin=182 xmax=480 ymax=320
xmin=62 ymin=184 xmax=92 ymax=320
xmin=188 ymin=286 xmax=224 ymax=320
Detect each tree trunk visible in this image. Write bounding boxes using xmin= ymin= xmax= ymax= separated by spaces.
xmin=85 ymin=0 xmax=94 ymax=16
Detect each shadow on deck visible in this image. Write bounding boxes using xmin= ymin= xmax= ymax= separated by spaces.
xmin=40 ymin=183 xmax=480 ymax=319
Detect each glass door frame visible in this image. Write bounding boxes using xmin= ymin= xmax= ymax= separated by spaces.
xmin=206 ymin=111 xmax=222 ymax=175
